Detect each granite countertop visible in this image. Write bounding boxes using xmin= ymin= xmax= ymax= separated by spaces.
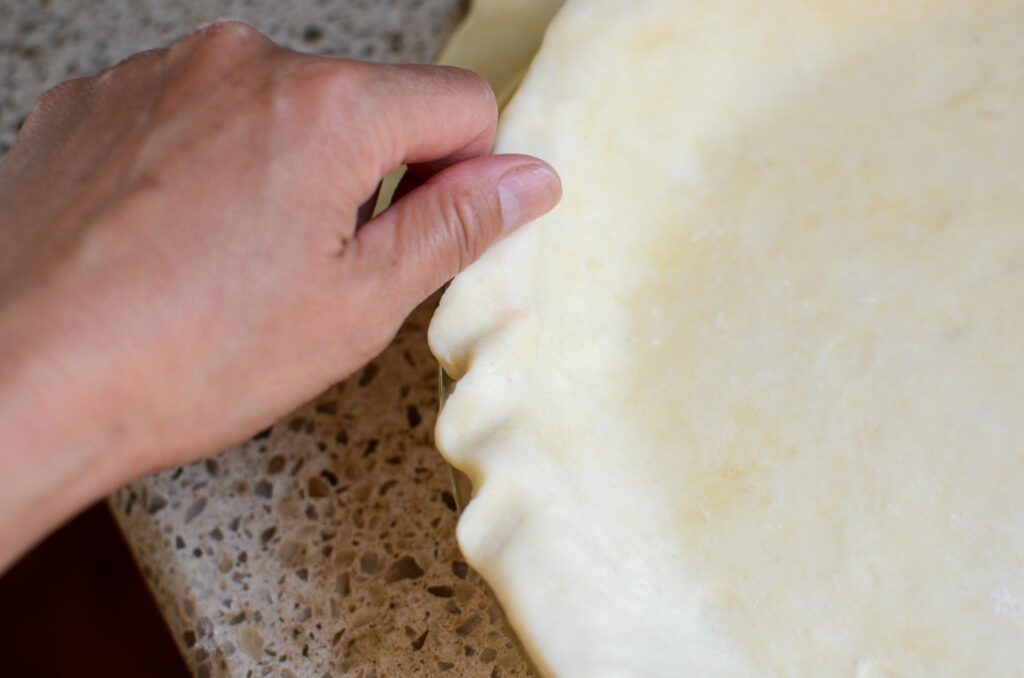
xmin=1 ymin=2 xmax=531 ymax=676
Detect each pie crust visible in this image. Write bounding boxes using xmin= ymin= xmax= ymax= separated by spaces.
xmin=431 ymin=2 xmax=1024 ymax=675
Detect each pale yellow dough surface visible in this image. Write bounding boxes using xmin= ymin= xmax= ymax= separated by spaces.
xmin=430 ymin=1 xmax=1024 ymax=676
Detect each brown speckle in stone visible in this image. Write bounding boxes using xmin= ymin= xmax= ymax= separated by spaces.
xmin=315 ymin=399 xmax=337 ymax=415
xmin=480 ymin=648 xmax=497 ymax=663
xmin=305 ymin=420 xmax=316 ymax=434
xmin=465 ymin=646 xmax=476 ymax=656
xmin=389 ymin=31 xmax=404 ymax=52
xmin=406 ymin=404 xmax=422 ymax=428
xmin=306 ymin=504 xmax=319 ymax=520
xmin=252 ymin=425 xmax=273 ymax=441
xmin=192 ymin=548 xmax=203 ymax=558
xmin=267 ymin=455 xmax=286 ymax=475
xmin=337 ymin=573 xmax=354 ymax=602
xmin=441 ymin=491 xmax=457 ymax=512
xmin=331 ymin=629 xmax=345 ymax=646
xmin=444 ymin=600 xmax=461 ymax=615
xmin=291 ymin=459 xmax=306 ymax=476
xmin=254 ymin=479 xmax=273 ymax=499
xmin=353 ymin=483 xmax=373 ymax=502
xmin=183 ymin=630 xmax=197 ymax=648
xmin=411 ymin=629 xmax=428 ymax=651
xmin=229 ymin=612 xmax=246 ymax=625
xmin=427 ymin=585 xmax=454 ymax=598
xmin=385 ymin=555 xmax=424 ymax=583
xmin=175 ymin=536 xmax=186 ymax=550
xmin=438 ymin=662 xmax=454 ymax=671
xmin=320 ymin=469 xmax=339 ymax=486
xmin=123 ymin=490 xmax=136 ymax=515
xmin=209 ymin=527 xmax=223 ymax=541
xmin=205 ymin=459 xmax=219 ymax=476
xmin=308 ymin=476 xmax=330 ymax=498
xmin=260 ymin=527 xmax=277 ymax=546
xmin=456 ymin=614 xmax=482 ymax=637
xmin=491 ymin=668 xmax=503 ymax=678
xmin=238 ymin=551 xmax=248 ymax=564
xmin=288 ymin=417 xmax=306 ymax=432
xmin=184 ymin=497 xmax=207 ymax=524
xmin=147 ymin=495 xmax=168 ymax=514
xmin=451 ymin=561 xmax=468 ymax=579
xmin=295 ymin=568 xmax=308 ymax=581
xmin=351 ymin=608 xmax=378 ymax=628
xmin=385 ymin=455 xmax=402 ymax=465
xmin=359 ymin=552 xmax=381 ymax=575
xmin=194 ymin=647 xmax=210 ymax=662
xmin=335 ymin=429 xmax=349 ymax=445
xmin=228 ymin=516 xmax=241 ymax=532
xmin=378 ymin=479 xmax=398 ymax=496
xmin=358 ymin=362 xmax=379 ymax=386
xmin=363 ymin=438 xmax=379 ymax=456
xmin=237 ymin=626 xmax=264 ymax=660
xmin=302 ymin=24 xmax=324 ymax=43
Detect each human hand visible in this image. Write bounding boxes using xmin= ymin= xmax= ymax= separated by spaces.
xmin=0 ymin=21 xmax=561 ymax=568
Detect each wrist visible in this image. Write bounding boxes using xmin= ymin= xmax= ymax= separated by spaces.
xmin=0 ymin=299 xmax=131 ymax=571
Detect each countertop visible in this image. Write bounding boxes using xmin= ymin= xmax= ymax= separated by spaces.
xmin=0 ymin=2 xmax=531 ymax=676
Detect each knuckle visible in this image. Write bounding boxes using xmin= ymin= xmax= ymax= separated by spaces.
xmin=176 ymin=20 xmax=273 ymax=57
xmin=38 ymin=78 xmax=87 ymax=104
xmin=96 ymin=48 xmax=167 ymax=84
xmin=297 ymin=59 xmax=370 ymax=107
xmin=440 ymin=186 xmax=499 ymax=271
xmin=287 ymin=59 xmax=374 ymax=134
xmin=197 ymin=19 xmax=264 ymax=42
xmin=26 ymin=77 xmax=93 ymax=125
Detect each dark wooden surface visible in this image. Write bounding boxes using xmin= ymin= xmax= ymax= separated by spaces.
xmin=0 ymin=503 xmax=190 ymax=677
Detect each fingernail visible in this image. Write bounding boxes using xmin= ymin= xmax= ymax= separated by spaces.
xmin=497 ymin=163 xmax=562 ymax=232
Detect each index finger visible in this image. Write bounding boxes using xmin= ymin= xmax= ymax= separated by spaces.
xmin=351 ymin=62 xmax=499 ymax=184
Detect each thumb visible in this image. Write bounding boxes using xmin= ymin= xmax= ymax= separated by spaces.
xmin=351 ymin=153 xmax=561 ymax=309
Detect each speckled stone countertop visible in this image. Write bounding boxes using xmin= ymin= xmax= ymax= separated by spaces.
xmin=1 ymin=2 xmax=531 ymax=676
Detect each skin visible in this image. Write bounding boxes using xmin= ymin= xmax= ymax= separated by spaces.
xmin=0 ymin=21 xmax=561 ymax=571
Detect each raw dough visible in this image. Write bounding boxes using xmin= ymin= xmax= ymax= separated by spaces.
xmin=431 ymin=1 xmax=1024 ymax=676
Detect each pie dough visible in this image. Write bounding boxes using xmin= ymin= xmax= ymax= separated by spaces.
xmin=430 ymin=1 xmax=1024 ymax=676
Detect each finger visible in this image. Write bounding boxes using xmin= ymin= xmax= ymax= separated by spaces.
xmin=355 ymin=63 xmax=499 ymax=180
xmin=349 ymin=154 xmax=561 ymax=312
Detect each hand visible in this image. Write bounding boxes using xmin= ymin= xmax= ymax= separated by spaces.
xmin=0 ymin=21 xmax=561 ymax=569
